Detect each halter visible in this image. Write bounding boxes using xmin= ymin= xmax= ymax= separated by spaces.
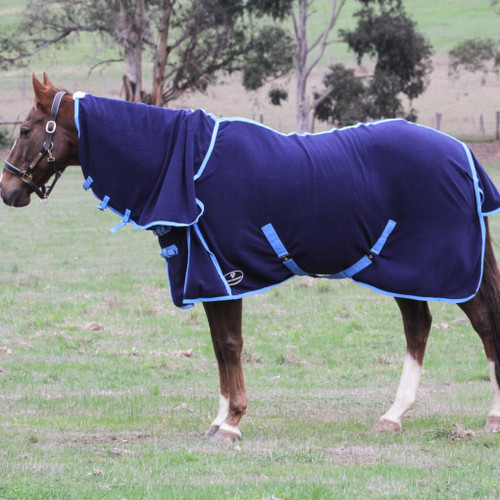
xmin=3 ymin=90 xmax=67 ymax=200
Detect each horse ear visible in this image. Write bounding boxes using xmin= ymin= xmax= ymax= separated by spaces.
xmin=32 ymin=73 xmax=49 ymax=110
xmin=42 ymin=72 xmax=55 ymax=88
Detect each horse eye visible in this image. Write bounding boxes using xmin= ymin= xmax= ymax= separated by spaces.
xmin=20 ymin=128 xmax=30 ymax=137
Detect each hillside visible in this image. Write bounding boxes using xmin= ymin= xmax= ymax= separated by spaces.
xmin=0 ymin=0 xmax=499 ymax=138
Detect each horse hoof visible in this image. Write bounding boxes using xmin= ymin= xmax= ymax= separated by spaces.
xmin=205 ymin=425 xmax=219 ymax=438
xmin=485 ymin=416 xmax=500 ymax=433
xmin=373 ymin=418 xmax=402 ymax=432
xmin=211 ymin=424 xmax=242 ymax=442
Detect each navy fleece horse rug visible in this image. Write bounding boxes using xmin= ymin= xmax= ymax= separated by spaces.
xmin=74 ymin=93 xmax=500 ymax=308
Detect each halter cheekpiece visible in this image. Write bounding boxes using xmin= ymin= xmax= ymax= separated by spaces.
xmin=3 ymin=90 xmax=67 ymax=200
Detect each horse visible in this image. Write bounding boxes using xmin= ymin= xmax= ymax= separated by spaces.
xmin=1 ymin=73 xmax=500 ymax=442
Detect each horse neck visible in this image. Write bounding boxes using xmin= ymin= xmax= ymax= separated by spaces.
xmin=59 ymin=95 xmax=80 ymax=167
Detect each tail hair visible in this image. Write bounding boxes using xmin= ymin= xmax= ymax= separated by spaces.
xmin=482 ymin=219 xmax=500 ymax=386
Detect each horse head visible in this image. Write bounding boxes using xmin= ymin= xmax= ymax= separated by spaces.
xmin=0 ymin=73 xmax=79 ymax=207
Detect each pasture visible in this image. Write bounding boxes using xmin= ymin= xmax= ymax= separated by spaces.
xmin=1 ymin=0 xmax=500 ymax=498
xmin=1 ymin=163 xmax=500 ymax=498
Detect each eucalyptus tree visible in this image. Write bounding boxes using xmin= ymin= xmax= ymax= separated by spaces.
xmin=0 ymin=0 xmax=295 ymax=106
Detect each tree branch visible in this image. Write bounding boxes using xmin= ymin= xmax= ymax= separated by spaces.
xmin=305 ymin=0 xmax=347 ymax=77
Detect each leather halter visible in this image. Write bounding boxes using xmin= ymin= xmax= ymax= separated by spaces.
xmin=3 ymin=90 xmax=67 ymax=200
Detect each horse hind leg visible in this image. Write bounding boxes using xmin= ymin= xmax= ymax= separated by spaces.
xmin=374 ymin=298 xmax=432 ymax=432
xmin=459 ymin=228 xmax=500 ymax=433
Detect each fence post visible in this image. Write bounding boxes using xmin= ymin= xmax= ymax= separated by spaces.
xmin=435 ymin=112 xmax=442 ymax=131
xmin=479 ymin=114 xmax=485 ymax=139
xmin=496 ymin=111 xmax=500 ymax=140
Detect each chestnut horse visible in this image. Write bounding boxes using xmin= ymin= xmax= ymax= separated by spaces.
xmin=1 ymin=74 xmax=500 ymax=441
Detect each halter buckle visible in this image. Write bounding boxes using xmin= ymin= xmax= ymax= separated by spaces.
xmin=21 ymin=171 xmax=33 ymax=183
xmin=45 ymin=120 xmax=56 ymax=134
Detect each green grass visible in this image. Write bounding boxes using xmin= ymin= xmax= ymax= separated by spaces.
xmin=1 ymin=164 xmax=500 ymax=497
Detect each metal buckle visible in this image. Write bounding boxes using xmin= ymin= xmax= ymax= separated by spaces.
xmin=45 ymin=120 xmax=56 ymax=134
xmin=21 ymin=171 xmax=33 ymax=183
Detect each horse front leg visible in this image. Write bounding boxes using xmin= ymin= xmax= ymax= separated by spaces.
xmin=374 ymin=298 xmax=432 ymax=432
xmin=203 ymin=299 xmax=247 ymax=441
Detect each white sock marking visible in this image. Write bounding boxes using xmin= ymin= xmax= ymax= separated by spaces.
xmin=488 ymin=360 xmax=500 ymax=418
xmin=381 ymin=352 xmax=422 ymax=425
xmin=211 ymin=394 xmax=229 ymax=428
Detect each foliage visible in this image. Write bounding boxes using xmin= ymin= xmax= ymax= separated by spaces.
xmin=447 ymin=1 xmax=499 ymax=78
xmin=0 ymin=0 xmax=295 ymax=106
xmin=449 ymin=38 xmax=500 ymax=77
xmin=241 ymin=25 xmax=294 ymax=91
xmin=314 ymin=64 xmax=368 ymax=126
xmin=0 ymin=127 xmax=12 ymax=148
xmin=314 ymin=0 xmax=432 ymax=127
xmin=268 ymin=87 xmax=289 ymax=106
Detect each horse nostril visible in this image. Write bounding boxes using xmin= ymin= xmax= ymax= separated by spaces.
xmin=1 ymin=186 xmax=30 ymax=207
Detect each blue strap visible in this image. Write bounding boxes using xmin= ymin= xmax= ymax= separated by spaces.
xmin=261 ymin=224 xmax=310 ymax=276
xmin=110 ymin=209 xmax=131 ymax=233
xmin=97 ymin=195 xmax=110 ymax=211
xmin=371 ymin=219 xmax=397 ymax=255
xmin=329 ymin=255 xmax=373 ymax=279
xmin=262 ymin=219 xmax=397 ymax=280
xmin=160 ymin=245 xmax=179 ymax=259
xmin=82 ymin=176 xmax=93 ymax=190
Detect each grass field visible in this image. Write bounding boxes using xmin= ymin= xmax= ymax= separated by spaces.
xmin=1 ymin=164 xmax=500 ymax=498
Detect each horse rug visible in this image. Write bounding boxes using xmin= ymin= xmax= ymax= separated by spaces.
xmin=74 ymin=93 xmax=500 ymax=308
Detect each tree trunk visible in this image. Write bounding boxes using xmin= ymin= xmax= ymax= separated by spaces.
xmin=291 ymin=0 xmax=347 ymax=133
xmin=295 ymin=0 xmax=311 ymax=133
xmin=118 ymin=0 xmax=146 ymax=102
xmin=152 ymin=0 xmax=173 ymax=107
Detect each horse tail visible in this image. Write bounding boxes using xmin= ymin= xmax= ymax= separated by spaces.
xmin=482 ymin=219 xmax=500 ymax=386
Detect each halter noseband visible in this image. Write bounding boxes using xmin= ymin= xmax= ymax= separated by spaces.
xmin=3 ymin=90 xmax=67 ymax=200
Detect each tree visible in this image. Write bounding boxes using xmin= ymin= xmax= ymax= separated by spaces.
xmin=449 ymin=38 xmax=500 ymax=78
xmin=0 ymin=0 xmax=295 ymax=107
xmin=289 ymin=0 xmax=348 ymax=133
xmin=314 ymin=0 xmax=432 ymax=127
xmin=448 ymin=1 xmax=499 ymax=79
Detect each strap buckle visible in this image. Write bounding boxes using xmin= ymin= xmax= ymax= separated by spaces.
xmin=45 ymin=120 xmax=56 ymax=134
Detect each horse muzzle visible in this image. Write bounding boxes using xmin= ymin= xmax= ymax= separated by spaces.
xmin=0 ymin=182 xmax=31 ymax=207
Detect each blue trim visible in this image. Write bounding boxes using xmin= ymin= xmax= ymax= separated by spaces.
xmin=261 ymin=219 xmax=397 ymax=280
xmin=194 ymin=119 xmax=220 ymax=181
xmin=192 ymin=224 xmax=233 ymax=297
xmin=97 ymin=195 xmax=110 ymax=211
xmin=183 ymin=227 xmax=193 ymax=299
xmin=352 ymin=279 xmax=479 ymax=304
xmin=74 ymin=98 xmax=81 ymax=138
xmin=86 ymin=190 xmax=205 ymax=230
xmin=483 ymin=207 xmax=500 ymax=217
xmin=181 ymin=276 xmax=294 ymax=306
xmin=461 ymin=142 xmax=486 ymax=300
